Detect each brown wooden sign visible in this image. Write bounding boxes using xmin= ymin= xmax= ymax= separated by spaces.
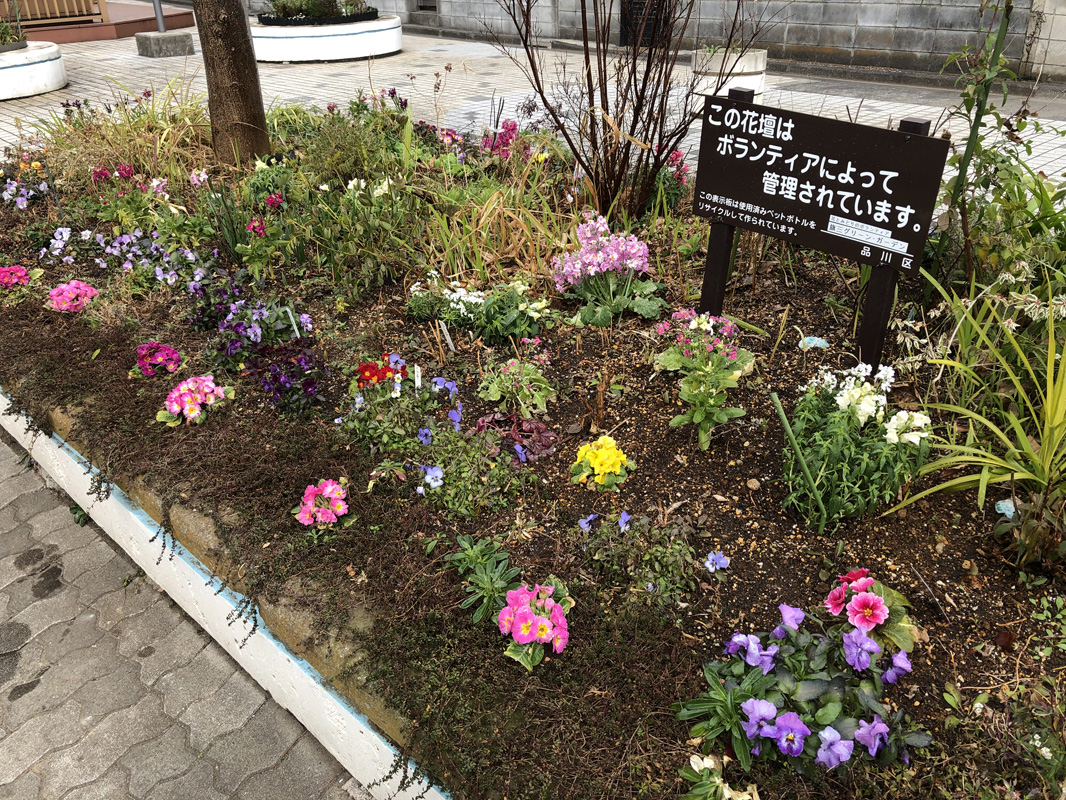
xmin=693 ymin=90 xmax=950 ymax=369
xmin=693 ymin=95 xmax=949 ymax=272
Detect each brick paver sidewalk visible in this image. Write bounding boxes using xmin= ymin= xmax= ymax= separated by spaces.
xmin=0 ymin=432 xmax=362 ymax=800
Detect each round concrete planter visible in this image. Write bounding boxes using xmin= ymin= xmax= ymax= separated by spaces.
xmin=692 ymin=48 xmax=767 ymax=98
xmin=0 ymin=41 xmax=67 ymax=101
xmin=250 ymin=14 xmax=402 ymax=63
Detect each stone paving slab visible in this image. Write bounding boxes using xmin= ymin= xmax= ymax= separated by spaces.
xmin=0 ymin=431 xmax=368 ymax=799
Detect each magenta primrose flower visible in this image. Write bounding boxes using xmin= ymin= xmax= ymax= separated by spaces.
xmin=48 ymin=280 xmax=99 ymax=312
xmin=134 ymin=341 xmax=182 ymax=377
xmin=498 ymin=582 xmax=569 ymax=655
xmin=824 ymin=584 xmax=848 ymax=616
xmin=0 ymin=265 xmax=30 ymax=287
xmin=159 ymin=375 xmax=230 ymax=425
xmin=550 ymin=212 xmax=650 ymax=293
xmin=295 ymin=478 xmax=348 ymax=527
xmin=846 ymin=591 xmax=889 ymax=633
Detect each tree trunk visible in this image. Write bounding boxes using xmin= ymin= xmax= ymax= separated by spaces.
xmin=192 ymin=0 xmax=270 ymax=164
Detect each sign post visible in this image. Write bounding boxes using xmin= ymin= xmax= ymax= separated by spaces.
xmin=693 ymin=92 xmax=949 ymax=370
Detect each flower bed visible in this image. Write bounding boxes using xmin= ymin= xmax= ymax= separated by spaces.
xmin=1 ymin=87 xmax=1063 ymax=800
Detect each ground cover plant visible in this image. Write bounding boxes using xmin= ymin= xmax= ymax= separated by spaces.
xmin=1 ymin=54 xmax=1065 ymax=800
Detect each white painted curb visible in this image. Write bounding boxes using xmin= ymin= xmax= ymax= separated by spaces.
xmin=0 ymin=392 xmax=447 ymax=800
xmin=250 ymin=15 xmax=402 ymax=63
xmin=0 ymin=42 xmax=68 ymax=101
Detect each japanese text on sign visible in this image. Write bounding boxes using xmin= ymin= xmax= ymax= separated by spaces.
xmin=693 ymin=97 xmax=949 ymax=272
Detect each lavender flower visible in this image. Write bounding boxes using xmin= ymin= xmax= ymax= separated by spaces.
xmin=577 ymin=513 xmax=599 ymax=533
xmin=448 ymin=401 xmax=463 ymax=432
xmin=420 ymin=465 xmax=444 ymax=490
xmin=704 ymin=551 xmax=729 ymax=573
xmin=514 ymin=444 xmax=527 ymax=463
xmin=882 ymin=650 xmax=913 ymax=684
xmin=772 ymin=603 xmax=805 ymax=638
xmin=740 ymin=698 xmax=777 ymax=740
xmin=417 ymin=427 xmax=433 ymax=446
xmin=767 ymin=712 xmax=810 ymax=757
xmin=618 ymin=511 xmax=632 ymax=532
xmin=843 ymin=628 xmax=881 ymax=672
xmin=855 ymin=715 xmax=890 ymax=757
xmin=299 ymin=313 xmax=313 ymax=332
xmin=815 ymin=726 xmax=854 ymax=769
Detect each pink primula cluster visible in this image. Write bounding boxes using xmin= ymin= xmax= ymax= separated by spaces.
xmin=665 ymin=148 xmax=690 ymax=186
xmin=551 ymin=212 xmax=650 ymax=293
xmin=48 ymin=280 xmax=99 ymax=312
xmin=481 ymin=119 xmax=520 ymax=159
xmin=498 ymin=583 xmax=569 ymax=654
xmin=0 ymin=265 xmax=30 ymax=287
xmin=163 ymin=375 xmax=227 ymax=422
xmin=295 ymin=479 xmax=348 ymax=526
xmin=824 ymin=568 xmax=889 ymax=633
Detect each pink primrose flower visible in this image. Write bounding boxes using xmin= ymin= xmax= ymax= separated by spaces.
xmin=552 ymin=625 xmax=569 ymax=653
xmin=533 ymin=616 xmax=554 ymax=643
xmin=315 ymin=507 xmax=338 ymax=525
xmin=824 ymin=585 xmax=848 ymax=616
xmin=846 ymin=592 xmax=889 ymax=633
xmin=512 ymin=608 xmax=538 ymax=645
xmin=849 ymin=577 xmax=875 ymax=593
xmin=303 ymin=484 xmax=321 ymax=505
xmin=839 ymin=568 xmax=870 ymax=584
xmin=296 ymin=506 xmax=315 ymax=526
xmin=330 ymin=499 xmax=348 ymax=515
xmin=506 ymin=587 xmax=535 ymax=609
xmin=550 ymin=604 xmax=567 ymax=627
xmin=0 ymin=265 xmax=30 ymax=287
xmin=498 ymin=605 xmax=517 ymax=635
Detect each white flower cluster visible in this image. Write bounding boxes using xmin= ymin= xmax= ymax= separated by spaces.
xmin=442 ymin=283 xmax=486 ymax=325
xmin=1031 ymin=734 xmax=1054 ymax=761
xmin=884 ymin=410 xmax=932 ymax=446
xmin=805 ymin=364 xmax=896 ymax=428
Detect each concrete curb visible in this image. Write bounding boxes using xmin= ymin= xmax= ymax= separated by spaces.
xmin=0 ymin=391 xmax=448 ymax=800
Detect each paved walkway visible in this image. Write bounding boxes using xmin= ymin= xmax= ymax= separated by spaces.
xmin=5 ymin=14 xmax=1066 ymax=176
xmin=0 ymin=432 xmax=362 ymax=800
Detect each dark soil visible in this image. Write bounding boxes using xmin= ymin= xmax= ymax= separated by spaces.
xmin=0 ymin=204 xmax=1058 ymax=800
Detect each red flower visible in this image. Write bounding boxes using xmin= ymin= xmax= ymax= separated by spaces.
xmin=838 ymin=568 xmax=869 ymax=584
xmin=824 ymin=585 xmax=848 ymax=616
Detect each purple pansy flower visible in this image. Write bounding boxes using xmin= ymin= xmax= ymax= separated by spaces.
xmin=882 ymin=650 xmax=912 ymax=684
xmin=448 ymin=401 xmax=463 ymax=432
xmin=772 ymin=604 xmax=806 ymax=639
xmin=767 ymin=712 xmax=810 ymax=757
xmin=843 ymin=627 xmax=881 ymax=672
xmin=855 ymin=715 xmax=890 ymax=757
xmin=618 ymin=511 xmax=632 ymax=532
xmin=514 ymin=444 xmax=527 ymax=463
xmin=578 ymin=513 xmax=599 ymax=533
xmin=740 ymin=698 xmax=777 ymax=740
xmin=417 ymin=427 xmax=432 ymax=446
xmin=815 ymin=726 xmax=854 ymax=769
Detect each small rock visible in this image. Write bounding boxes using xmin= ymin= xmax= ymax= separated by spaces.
xmin=746 ymin=478 xmax=761 ymax=491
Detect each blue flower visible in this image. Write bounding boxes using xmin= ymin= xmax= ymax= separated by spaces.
xmin=577 ymin=513 xmax=599 ymax=533
xmin=388 ymin=353 xmax=405 ymax=369
xmin=420 ymin=465 xmax=444 ymax=489
xmin=514 ymin=444 xmax=527 ymax=463
xmin=299 ymin=313 xmax=313 ymax=332
xmin=705 ymin=551 xmax=729 ymax=573
xmin=448 ymin=401 xmax=463 ymax=432
xmin=618 ymin=511 xmax=632 ymax=532
xmin=417 ymin=427 xmax=432 ymax=446
xmin=432 ymin=377 xmax=458 ymax=399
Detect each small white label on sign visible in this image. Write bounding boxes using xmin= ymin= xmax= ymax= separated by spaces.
xmin=825 ymin=215 xmax=910 ymax=255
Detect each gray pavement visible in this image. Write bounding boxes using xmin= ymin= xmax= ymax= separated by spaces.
xmin=0 ymin=432 xmax=362 ymax=800
xmin=5 ymin=17 xmax=1066 ymax=177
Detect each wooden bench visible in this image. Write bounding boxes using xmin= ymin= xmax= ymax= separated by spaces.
xmin=1 ymin=0 xmax=110 ymax=27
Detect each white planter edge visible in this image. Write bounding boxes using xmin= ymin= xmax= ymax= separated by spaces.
xmin=250 ymin=14 xmax=402 ymax=63
xmin=0 ymin=390 xmax=448 ymax=800
xmin=692 ymin=48 xmax=767 ymax=98
xmin=0 ymin=41 xmax=67 ymax=101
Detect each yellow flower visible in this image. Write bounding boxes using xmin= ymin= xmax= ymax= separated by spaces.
xmin=31 ymin=161 xmax=41 ymax=170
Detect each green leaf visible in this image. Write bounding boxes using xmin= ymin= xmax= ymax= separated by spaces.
xmin=630 ymin=296 xmax=663 ymax=319
xmin=504 ymin=641 xmax=545 ymax=672
xmin=794 ymin=679 xmax=830 ymax=701
xmin=580 ymin=304 xmax=614 ymax=328
xmin=815 ymin=701 xmax=842 ymax=726
xmin=903 ymin=731 xmax=933 ymax=748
